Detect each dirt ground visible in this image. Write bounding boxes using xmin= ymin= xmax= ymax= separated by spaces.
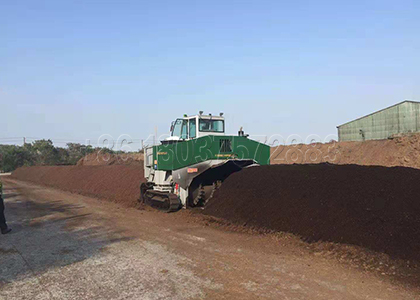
xmin=1 ymin=177 xmax=420 ymax=300
xmin=12 ymin=164 xmax=420 ymax=264
xmin=271 ymin=133 xmax=420 ymax=169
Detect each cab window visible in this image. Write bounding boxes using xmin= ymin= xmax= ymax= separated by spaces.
xmin=199 ymin=119 xmax=224 ymax=132
xmin=189 ymin=119 xmax=196 ymax=138
xmin=172 ymin=119 xmax=188 ymax=139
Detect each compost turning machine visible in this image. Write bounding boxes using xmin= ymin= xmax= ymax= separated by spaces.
xmin=140 ymin=112 xmax=270 ymax=212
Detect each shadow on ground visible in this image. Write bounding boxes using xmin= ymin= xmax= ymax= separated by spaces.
xmin=0 ymin=188 xmax=134 ymax=284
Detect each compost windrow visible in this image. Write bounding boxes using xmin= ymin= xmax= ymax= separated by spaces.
xmin=203 ymin=163 xmax=420 ymax=262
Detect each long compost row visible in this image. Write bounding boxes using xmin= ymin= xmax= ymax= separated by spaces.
xmin=204 ymin=164 xmax=420 ymax=262
xmin=11 ymin=165 xmax=145 ymax=207
xmin=11 ymin=163 xmax=420 ymax=262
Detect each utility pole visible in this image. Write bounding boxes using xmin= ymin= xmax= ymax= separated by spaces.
xmin=23 ymin=137 xmax=26 ymax=145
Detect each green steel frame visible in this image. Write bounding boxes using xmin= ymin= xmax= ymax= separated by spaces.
xmin=152 ymin=135 xmax=270 ymax=171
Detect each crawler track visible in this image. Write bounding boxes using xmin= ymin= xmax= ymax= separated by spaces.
xmin=141 ymin=187 xmax=180 ymax=212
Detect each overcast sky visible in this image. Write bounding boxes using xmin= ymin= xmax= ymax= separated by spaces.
xmin=1 ymin=0 xmax=418 ymax=149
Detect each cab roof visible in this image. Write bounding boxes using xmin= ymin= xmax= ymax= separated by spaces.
xmin=185 ymin=114 xmax=224 ymax=120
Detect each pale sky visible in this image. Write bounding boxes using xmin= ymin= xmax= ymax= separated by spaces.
xmin=1 ymin=0 xmax=418 ymax=150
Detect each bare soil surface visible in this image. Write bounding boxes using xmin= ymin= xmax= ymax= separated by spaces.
xmin=271 ymin=133 xmax=420 ymax=168
xmin=204 ymin=164 xmax=420 ymax=263
xmin=76 ymin=152 xmax=144 ymax=166
xmin=1 ymin=178 xmax=420 ymax=299
xmin=11 ymin=165 xmax=144 ymax=207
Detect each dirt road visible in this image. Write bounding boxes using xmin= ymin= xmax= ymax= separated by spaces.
xmin=1 ymin=178 xmax=419 ymax=300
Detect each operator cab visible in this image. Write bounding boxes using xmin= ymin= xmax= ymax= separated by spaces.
xmin=167 ymin=112 xmax=225 ymax=141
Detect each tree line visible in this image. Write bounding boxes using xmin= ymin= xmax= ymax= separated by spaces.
xmin=0 ymin=140 xmax=116 ymax=172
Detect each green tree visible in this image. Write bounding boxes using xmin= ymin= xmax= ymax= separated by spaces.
xmin=66 ymin=143 xmax=94 ymax=164
xmin=0 ymin=139 xmax=118 ymax=171
xmin=0 ymin=144 xmax=35 ymax=172
xmin=31 ymin=139 xmax=59 ymax=165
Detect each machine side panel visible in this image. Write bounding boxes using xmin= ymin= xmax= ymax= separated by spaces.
xmin=155 ymin=136 xmax=270 ymax=170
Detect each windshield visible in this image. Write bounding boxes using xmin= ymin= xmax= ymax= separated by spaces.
xmin=199 ymin=119 xmax=224 ymax=132
xmin=172 ymin=119 xmax=188 ymax=139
